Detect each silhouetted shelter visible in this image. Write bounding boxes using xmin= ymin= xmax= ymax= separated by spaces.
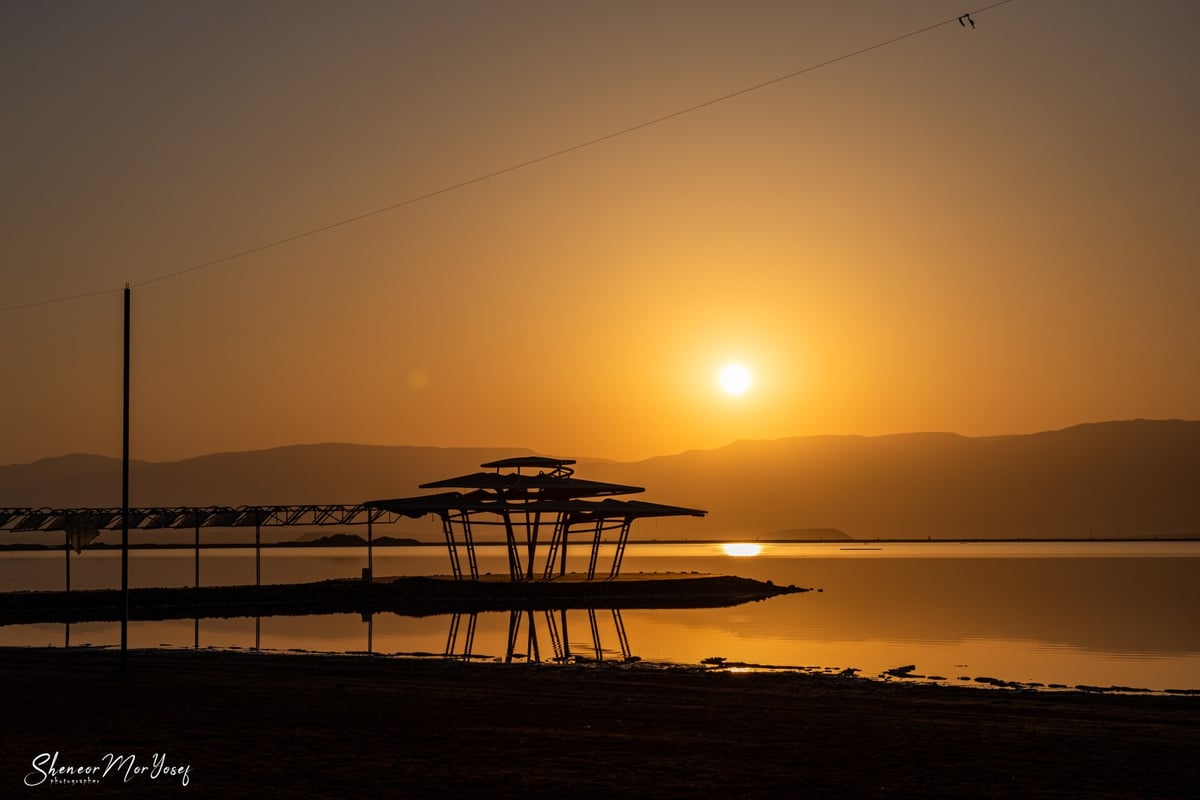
xmin=366 ymin=457 xmax=706 ymax=580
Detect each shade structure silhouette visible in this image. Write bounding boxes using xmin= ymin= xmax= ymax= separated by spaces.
xmin=367 ymin=457 xmax=706 ymax=580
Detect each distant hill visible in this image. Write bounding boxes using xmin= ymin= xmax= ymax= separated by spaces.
xmin=582 ymin=420 xmax=1200 ymax=539
xmin=0 ymin=444 xmax=533 ymax=507
xmin=1 ymin=421 xmax=1196 ymax=540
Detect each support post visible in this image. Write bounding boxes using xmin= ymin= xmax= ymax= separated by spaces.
xmin=560 ymin=517 xmax=571 ymax=577
xmin=64 ymin=530 xmax=71 ymax=592
xmin=120 ymin=284 xmax=130 ymax=674
xmin=194 ymin=520 xmax=200 ymax=589
xmin=366 ymin=512 xmax=374 ymax=581
xmin=255 ymin=511 xmax=261 ymax=588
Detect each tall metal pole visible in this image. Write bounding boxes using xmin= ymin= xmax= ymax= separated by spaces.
xmin=121 ymin=284 xmax=130 ymax=673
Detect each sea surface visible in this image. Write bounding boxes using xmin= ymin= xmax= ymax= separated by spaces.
xmin=2 ymin=541 xmax=1198 ymax=692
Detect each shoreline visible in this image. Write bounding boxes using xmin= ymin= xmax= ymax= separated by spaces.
xmin=3 ymin=646 xmax=1197 ymax=797
xmin=4 ymin=536 xmax=1199 ymax=551
xmin=0 ymin=573 xmax=805 ymax=624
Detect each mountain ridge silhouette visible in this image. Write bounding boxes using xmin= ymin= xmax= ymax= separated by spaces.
xmin=2 ymin=420 xmax=1195 ymax=539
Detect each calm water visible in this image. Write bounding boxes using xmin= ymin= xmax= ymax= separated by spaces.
xmin=2 ymin=541 xmax=1198 ymax=691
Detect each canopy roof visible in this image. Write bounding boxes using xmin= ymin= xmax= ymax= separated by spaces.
xmin=479 ymin=456 xmax=576 ymax=470
xmin=366 ymin=457 xmax=705 ymax=521
xmin=367 ymin=492 xmax=705 ymax=521
xmin=417 ymin=471 xmax=642 ymax=497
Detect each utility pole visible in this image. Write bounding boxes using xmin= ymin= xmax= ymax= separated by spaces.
xmin=121 ymin=284 xmax=130 ymax=673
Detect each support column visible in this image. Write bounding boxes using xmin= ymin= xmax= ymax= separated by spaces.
xmin=366 ymin=512 xmax=374 ymax=581
xmin=255 ymin=511 xmax=261 ymax=588
xmin=194 ymin=520 xmax=200 ymax=589
xmin=64 ymin=530 xmax=70 ymax=592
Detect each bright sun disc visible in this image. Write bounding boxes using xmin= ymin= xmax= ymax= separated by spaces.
xmin=718 ymin=363 xmax=752 ymax=396
xmin=722 ymin=542 xmax=762 ymax=557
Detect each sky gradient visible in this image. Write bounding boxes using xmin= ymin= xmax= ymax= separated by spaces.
xmin=2 ymin=0 xmax=1198 ymax=465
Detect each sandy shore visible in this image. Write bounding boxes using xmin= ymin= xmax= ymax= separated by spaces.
xmin=2 ymin=647 xmax=1196 ymax=798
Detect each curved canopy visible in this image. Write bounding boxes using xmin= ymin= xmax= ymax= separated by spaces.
xmin=417 ymin=471 xmax=643 ymax=498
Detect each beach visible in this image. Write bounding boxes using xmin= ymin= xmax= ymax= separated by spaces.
xmin=2 ymin=647 xmax=1196 ymax=798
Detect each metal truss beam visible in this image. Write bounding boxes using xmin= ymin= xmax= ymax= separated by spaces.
xmin=0 ymin=505 xmax=404 ymax=533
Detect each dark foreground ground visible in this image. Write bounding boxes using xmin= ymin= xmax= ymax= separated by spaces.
xmin=1 ymin=648 xmax=1196 ymax=799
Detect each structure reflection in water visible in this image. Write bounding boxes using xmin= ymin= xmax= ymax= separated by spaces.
xmin=443 ymin=608 xmax=633 ymax=664
xmin=48 ymin=606 xmax=643 ymax=662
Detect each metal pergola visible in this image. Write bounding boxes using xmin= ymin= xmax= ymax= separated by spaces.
xmin=0 ymin=504 xmax=404 ymax=590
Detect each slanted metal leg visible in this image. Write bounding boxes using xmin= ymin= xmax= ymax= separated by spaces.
xmin=502 ymin=511 xmax=522 ymax=581
xmin=560 ymin=519 xmax=570 ymax=576
xmin=609 ymin=518 xmax=633 ymax=579
xmin=543 ymin=514 xmax=564 ymax=578
xmin=441 ymin=514 xmax=462 ymax=580
xmin=586 ymin=519 xmax=603 ymax=580
xmin=462 ymin=513 xmax=478 ymax=580
xmin=525 ymin=511 xmax=541 ymax=581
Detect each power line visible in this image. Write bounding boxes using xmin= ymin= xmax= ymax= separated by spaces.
xmin=2 ymin=285 xmax=124 ymax=313
xmin=1 ymin=0 xmax=1016 ymax=314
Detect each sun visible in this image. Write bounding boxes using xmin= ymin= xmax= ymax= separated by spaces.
xmin=718 ymin=363 xmax=752 ymax=396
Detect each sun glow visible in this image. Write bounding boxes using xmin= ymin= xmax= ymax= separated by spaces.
xmin=721 ymin=542 xmax=763 ymax=557
xmin=718 ymin=363 xmax=752 ymax=396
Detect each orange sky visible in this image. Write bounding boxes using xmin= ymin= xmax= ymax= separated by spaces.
xmin=2 ymin=1 xmax=1198 ymax=465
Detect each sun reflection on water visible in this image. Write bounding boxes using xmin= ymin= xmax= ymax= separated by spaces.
xmin=721 ymin=542 xmax=762 ymax=557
